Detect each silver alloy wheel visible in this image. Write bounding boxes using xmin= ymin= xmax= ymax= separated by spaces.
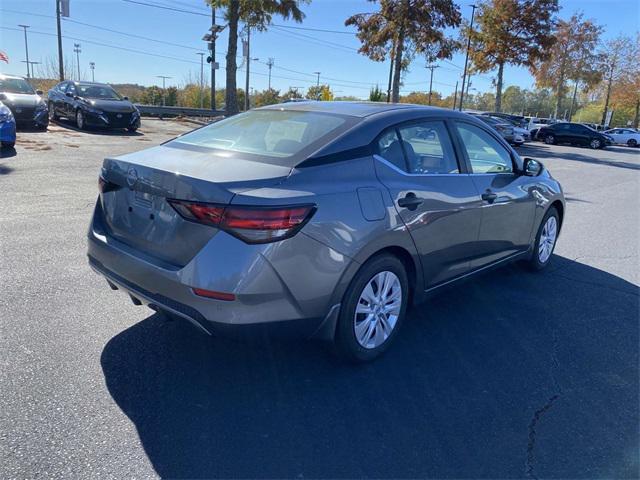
xmin=545 ymin=135 xmax=554 ymax=144
xmin=353 ymin=271 xmax=402 ymax=349
xmin=77 ymin=110 xmax=84 ymax=129
xmin=590 ymin=139 xmax=601 ymax=149
xmin=48 ymin=103 xmax=55 ymax=120
xmin=538 ymin=216 xmax=558 ymax=263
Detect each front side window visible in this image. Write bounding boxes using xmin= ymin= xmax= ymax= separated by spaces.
xmin=171 ymin=109 xmax=350 ymax=164
xmin=398 ymin=121 xmax=458 ymax=174
xmin=65 ymin=83 xmax=76 ymax=95
xmin=455 ymin=122 xmax=513 ymax=174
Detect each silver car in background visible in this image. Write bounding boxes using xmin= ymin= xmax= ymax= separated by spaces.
xmin=88 ymin=102 xmax=565 ymax=361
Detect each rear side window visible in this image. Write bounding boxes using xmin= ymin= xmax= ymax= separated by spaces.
xmin=398 ymin=121 xmax=458 ymax=174
xmin=377 ymin=129 xmax=407 ymax=171
xmin=172 ymin=110 xmax=349 ymax=161
xmin=455 ymin=122 xmax=513 ymax=174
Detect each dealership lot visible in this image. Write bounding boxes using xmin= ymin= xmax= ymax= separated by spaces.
xmin=1 ymin=119 xmax=638 ymax=478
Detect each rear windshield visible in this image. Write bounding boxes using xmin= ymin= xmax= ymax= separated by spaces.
xmin=170 ymin=109 xmax=354 ymax=165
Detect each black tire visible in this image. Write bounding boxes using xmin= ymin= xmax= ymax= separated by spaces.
xmin=1 ymin=141 xmax=15 ymax=149
xmin=127 ymin=126 xmax=138 ymax=133
xmin=75 ymin=109 xmax=85 ymax=130
xmin=334 ymin=254 xmax=409 ymax=362
xmin=524 ymin=206 xmax=560 ymax=272
xmin=589 ymin=138 xmax=602 ymax=149
xmin=544 ymin=134 xmax=555 ymax=145
xmin=627 ymin=139 xmax=637 ymax=147
xmin=48 ymin=102 xmax=58 ymax=121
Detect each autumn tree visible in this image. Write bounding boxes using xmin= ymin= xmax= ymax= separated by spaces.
xmin=346 ymin=0 xmax=461 ymax=103
xmin=468 ymin=0 xmax=558 ymax=112
xmin=534 ymin=13 xmax=602 ymax=119
xmin=208 ymin=0 xmax=308 ymax=115
xmin=253 ymin=88 xmax=281 ymax=106
xmin=598 ymin=35 xmax=636 ymax=126
xmin=306 ymin=84 xmax=332 ymax=100
xmin=281 ymin=87 xmax=303 ymax=101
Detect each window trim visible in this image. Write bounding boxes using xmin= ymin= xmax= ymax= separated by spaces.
xmin=450 ymin=119 xmax=518 ymax=176
xmin=373 ymin=117 xmax=468 ymax=176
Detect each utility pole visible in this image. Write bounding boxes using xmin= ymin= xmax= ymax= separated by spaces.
xmin=56 ymin=0 xmax=69 ymax=81
xmin=459 ymin=3 xmax=478 ymax=111
xmin=89 ymin=62 xmax=95 ymax=82
xmin=18 ymin=25 xmax=31 ymax=78
xmin=314 ymin=71 xmax=321 ymax=88
xmin=22 ymin=61 xmax=40 ymax=79
xmin=452 ymin=81 xmax=458 ymax=110
xmin=243 ymin=26 xmax=251 ymax=111
xmin=266 ymin=58 xmax=275 ymax=90
xmin=203 ymin=17 xmax=225 ymax=112
xmin=157 ymin=76 xmax=171 ymax=106
xmin=197 ymin=52 xmax=205 ymax=108
xmin=73 ymin=43 xmax=81 ymax=80
xmin=426 ymin=64 xmax=439 ymax=106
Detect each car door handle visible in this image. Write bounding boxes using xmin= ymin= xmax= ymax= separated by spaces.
xmin=398 ymin=192 xmax=423 ymax=210
xmin=481 ymin=190 xmax=498 ymax=204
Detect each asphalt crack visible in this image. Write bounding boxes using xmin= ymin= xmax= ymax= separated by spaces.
xmin=525 ymin=394 xmax=561 ymax=479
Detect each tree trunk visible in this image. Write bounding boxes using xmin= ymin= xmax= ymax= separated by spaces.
xmin=225 ymin=0 xmax=240 ymax=115
xmin=391 ymin=27 xmax=405 ymax=103
xmin=568 ymin=81 xmax=579 ymax=121
xmin=600 ymin=66 xmax=614 ymax=126
xmin=494 ymin=62 xmax=504 ymax=112
xmin=554 ymin=72 xmax=564 ymax=119
xmin=634 ymin=98 xmax=640 ymax=129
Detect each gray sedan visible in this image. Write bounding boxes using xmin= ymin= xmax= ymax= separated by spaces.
xmin=88 ymin=102 xmax=564 ymax=362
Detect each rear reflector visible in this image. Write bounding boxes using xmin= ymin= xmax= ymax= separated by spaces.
xmin=192 ymin=288 xmax=236 ymax=301
xmin=168 ymin=200 xmax=316 ymax=244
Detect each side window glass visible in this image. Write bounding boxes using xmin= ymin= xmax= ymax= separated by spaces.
xmin=65 ymin=83 xmax=76 ymax=95
xmin=455 ymin=122 xmax=513 ymax=174
xmin=376 ymin=129 xmax=407 ymax=171
xmin=398 ymin=121 xmax=459 ymax=174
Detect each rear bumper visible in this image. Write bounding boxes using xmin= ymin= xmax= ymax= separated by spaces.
xmin=87 ymin=201 xmax=347 ymax=339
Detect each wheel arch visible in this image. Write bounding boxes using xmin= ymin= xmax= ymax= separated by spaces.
xmin=550 ymin=199 xmax=564 ymax=231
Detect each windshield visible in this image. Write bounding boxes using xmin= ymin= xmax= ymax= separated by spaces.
xmin=77 ymin=84 xmax=121 ymax=100
xmin=171 ymin=109 xmax=351 ymax=162
xmin=0 ymin=78 xmax=35 ymax=94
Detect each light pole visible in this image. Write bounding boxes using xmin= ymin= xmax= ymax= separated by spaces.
xmin=244 ymin=26 xmax=252 ymax=111
xmin=459 ymin=4 xmax=478 ymax=111
xmin=18 ymin=25 xmax=31 ymax=78
xmin=203 ymin=22 xmax=226 ymax=111
xmin=73 ymin=43 xmax=81 ymax=80
xmin=426 ymin=64 xmax=439 ymax=106
xmin=266 ymin=58 xmax=274 ymax=90
xmin=156 ymin=76 xmax=171 ymax=106
xmin=197 ymin=52 xmax=205 ymax=108
xmin=89 ymin=62 xmax=95 ymax=82
xmin=22 ymin=61 xmax=40 ymax=79
xmin=313 ymin=71 xmax=321 ymax=88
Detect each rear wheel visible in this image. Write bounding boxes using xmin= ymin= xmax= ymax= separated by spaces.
xmin=334 ymin=254 xmax=409 ymax=362
xmin=127 ymin=126 xmax=138 ymax=133
xmin=525 ymin=207 xmax=559 ymax=271
xmin=627 ymin=139 xmax=637 ymax=147
xmin=48 ymin=102 xmax=58 ymax=121
xmin=544 ymin=134 xmax=555 ymax=145
xmin=589 ymin=138 xmax=602 ymax=149
xmin=76 ymin=109 xmax=85 ymax=130
xmin=1 ymin=141 xmax=15 ymax=148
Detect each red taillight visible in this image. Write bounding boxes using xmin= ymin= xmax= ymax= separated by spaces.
xmin=98 ymin=175 xmax=120 ymax=194
xmin=168 ymin=200 xmax=315 ymax=244
xmin=98 ymin=176 xmax=106 ymax=193
xmin=192 ymin=288 xmax=236 ymax=301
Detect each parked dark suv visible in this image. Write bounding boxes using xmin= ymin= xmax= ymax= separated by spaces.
xmin=47 ymin=81 xmax=140 ymax=132
xmin=538 ymin=122 xmax=613 ymax=149
xmin=0 ymin=74 xmax=49 ymax=129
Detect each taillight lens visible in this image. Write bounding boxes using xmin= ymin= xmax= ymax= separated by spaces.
xmin=98 ymin=175 xmax=120 ymax=194
xmin=168 ymin=200 xmax=316 ymax=244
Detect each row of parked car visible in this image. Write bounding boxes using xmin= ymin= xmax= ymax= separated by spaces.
xmin=0 ymin=73 xmax=141 ymax=148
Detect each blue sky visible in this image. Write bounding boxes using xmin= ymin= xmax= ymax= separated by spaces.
xmin=1 ymin=0 xmax=638 ymax=98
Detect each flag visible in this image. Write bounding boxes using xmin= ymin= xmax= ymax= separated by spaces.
xmin=0 ymin=51 xmax=8 ymax=63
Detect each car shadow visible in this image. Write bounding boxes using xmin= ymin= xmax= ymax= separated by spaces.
xmin=519 ymin=144 xmax=640 ymax=171
xmin=101 ymin=256 xmax=639 ymax=479
xmin=50 ymin=118 xmax=144 ymax=137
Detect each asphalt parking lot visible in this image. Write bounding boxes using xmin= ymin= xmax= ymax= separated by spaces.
xmin=1 ymin=118 xmax=638 ymax=478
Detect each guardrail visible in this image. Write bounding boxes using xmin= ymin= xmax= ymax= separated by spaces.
xmin=135 ymin=104 xmax=225 ymax=118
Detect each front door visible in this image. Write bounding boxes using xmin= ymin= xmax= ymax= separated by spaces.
xmin=374 ymin=119 xmax=483 ymax=287
xmin=452 ymin=121 xmax=537 ymax=268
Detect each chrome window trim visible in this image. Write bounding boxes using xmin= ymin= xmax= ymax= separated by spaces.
xmin=373 ymin=154 xmax=467 ymax=178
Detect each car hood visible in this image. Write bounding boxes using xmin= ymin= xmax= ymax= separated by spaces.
xmin=82 ymin=98 xmax=136 ymax=113
xmin=0 ymin=93 xmax=45 ymax=108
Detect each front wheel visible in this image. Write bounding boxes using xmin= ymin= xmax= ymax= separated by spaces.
xmin=76 ymin=109 xmax=85 ymax=130
xmin=1 ymin=141 xmax=15 ymax=149
xmin=48 ymin=102 xmax=58 ymax=121
xmin=589 ymin=138 xmax=602 ymax=149
xmin=334 ymin=254 xmax=409 ymax=362
xmin=544 ymin=134 xmax=555 ymax=145
xmin=525 ymin=207 xmax=560 ymax=271
xmin=127 ymin=126 xmax=138 ymax=133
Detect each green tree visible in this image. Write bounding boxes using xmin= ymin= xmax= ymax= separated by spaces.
xmin=209 ymin=0 xmax=308 ymax=115
xmin=468 ymin=0 xmax=559 ymax=112
xmin=165 ymin=86 xmax=178 ymax=106
xmin=534 ymin=13 xmax=602 ymax=119
xmin=281 ymin=87 xmax=303 ymax=101
xmin=346 ymin=0 xmax=461 ymax=103
xmin=306 ymin=84 xmax=327 ymax=100
xmin=369 ymin=84 xmax=384 ymax=101
xmin=254 ymin=88 xmax=281 ymax=106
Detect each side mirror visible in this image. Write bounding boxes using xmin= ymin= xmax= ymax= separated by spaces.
xmin=65 ymin=92 xmax=73 ymax=98
xmin=36 ymin=89 xmax=43 ymax=95
xmin=0 ymin=93 xmax=6 ymax=101
xmin=123 ymin=96 xmax=129 ymax=101
xmin=523 ymin=157 xmax=543 ymax=177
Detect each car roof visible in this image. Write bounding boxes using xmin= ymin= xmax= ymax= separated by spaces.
xmin=259 ymin=101 xmax=457 ymax=119
xmin=0 ymin=73 xmax=26 ymax=80
xmin=68 ymin=80 xmax=112 ymax=87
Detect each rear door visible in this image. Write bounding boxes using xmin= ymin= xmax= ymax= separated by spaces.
xmin=452 ymin=121 xmax=536 ymax=268
xmin=374 ymin=119 xmax=483 ymax=287
xmin=63 ymin=83 xmax=77 ymax=117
